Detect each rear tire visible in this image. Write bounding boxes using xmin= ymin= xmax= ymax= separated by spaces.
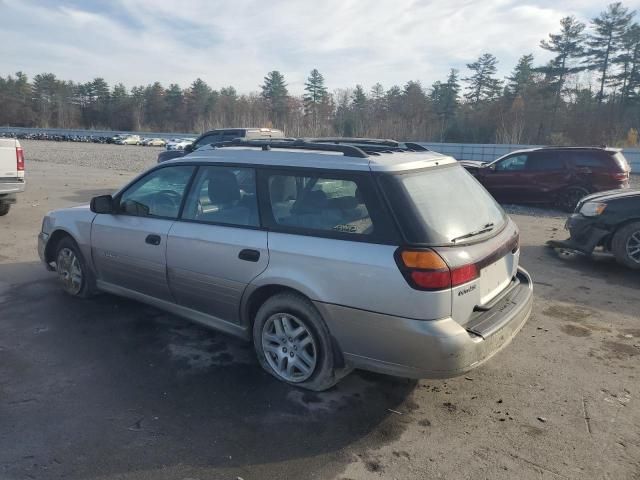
xmin=612 ymin=221 xmax=640 ymax=270
xmin=0 ymin=203 xmax=10 ymax=216
xmin=556 ymin=186 xmax=590 ymax=212
xmin=253 ymin=292 xmax=341 ymax=391
xmin=54 ymin=237 xmax=95 ymax=298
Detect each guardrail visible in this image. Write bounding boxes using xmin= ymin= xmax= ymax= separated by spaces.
xmin=420 ymin=142 xmax=640 ymax=171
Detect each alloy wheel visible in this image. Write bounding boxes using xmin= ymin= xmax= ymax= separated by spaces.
xmin=261 ymin=313 xmax=317 ymax=383
xmin=56 ymin=247 xmax=83 ymax=295
xmin=626 ymin=230 xmax=640 ymax=264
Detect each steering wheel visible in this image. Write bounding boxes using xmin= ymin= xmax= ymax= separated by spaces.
xmin=150 ymin=190 xmax=181 ymax=216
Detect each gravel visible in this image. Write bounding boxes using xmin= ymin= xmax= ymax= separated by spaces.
xmin=22 ymin=140 xmax=160 ymax=172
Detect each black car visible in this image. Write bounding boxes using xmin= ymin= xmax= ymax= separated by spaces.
xmin=548 ymin=189 xmax=640 ymax=269
xmin=157 ymin=128 xmax=286 ymax=163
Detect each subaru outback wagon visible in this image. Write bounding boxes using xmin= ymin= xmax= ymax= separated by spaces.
xmin=38 ymin=139 xmax=533 ymax=391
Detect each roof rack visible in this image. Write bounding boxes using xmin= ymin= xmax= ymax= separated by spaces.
xmin=208 ymin=138 xmax=369 ymax=158
xmin=307 ymin=137 xmax=429 ymax=153
xmin=538 ymin=145 xmax=609 ymax=150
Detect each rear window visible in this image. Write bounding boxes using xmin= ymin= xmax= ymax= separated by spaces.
xmin=613 ymin=152 xmax=630 ymax=171
xmin=380 ymin=164 xmax=506 ymax=245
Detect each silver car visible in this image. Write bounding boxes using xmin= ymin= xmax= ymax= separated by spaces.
xmin=38 ymin=140 xmax=533 ymax=391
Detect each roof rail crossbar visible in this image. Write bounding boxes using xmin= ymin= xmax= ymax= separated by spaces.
xmin=307 ymin=137 xmax=400 ymax=148
xmin=210 ymin=139 xmax=369 ymax=158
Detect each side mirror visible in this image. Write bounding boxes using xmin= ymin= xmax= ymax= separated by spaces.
xmin=90 ymin=195 xmax=114 ymax=214
xmin=184 ymin=144 xmax=194 ymax=154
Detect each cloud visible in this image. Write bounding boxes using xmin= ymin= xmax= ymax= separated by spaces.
xmin=1 ymin=0 xmax=640 ymax=94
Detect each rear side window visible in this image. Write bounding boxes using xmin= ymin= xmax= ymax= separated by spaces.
xmin=567 ymin=151 xmax=606 ymax=168
xmin=267 ymin=173 xmax=374 ymax=235
xmin=380 ymin=164 xmax=506 ymax=245
xmin=526 ymin=152 xmax=563 ymax=170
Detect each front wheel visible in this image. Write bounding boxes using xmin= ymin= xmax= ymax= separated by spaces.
xmin=556 ymin=186 xmax=590 ymax=212
xmin=612 ymin=221 xmax=640 ymax=270
xmin=55 ymin=237 xmax=95 ymax=297
xmin=253 ymin=292 xmax=341 ymax=391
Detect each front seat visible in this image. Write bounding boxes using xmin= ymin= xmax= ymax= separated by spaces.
xmin=199 ymin=171 xmax=252 ymax=225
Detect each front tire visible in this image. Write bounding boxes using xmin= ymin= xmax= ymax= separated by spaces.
xmin=54 ymin=237 xmax=95 ymax=298
xmin=0 ymin=202 xmax=10 ymax=216
xmin=612 ymin=221 xmax=640 ymax=270
xmin=253 ymin=292 xmax=340 ymax=391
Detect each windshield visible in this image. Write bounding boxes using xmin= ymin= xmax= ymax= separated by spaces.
xmin=380 ymin=164 xmax=506 ymax=245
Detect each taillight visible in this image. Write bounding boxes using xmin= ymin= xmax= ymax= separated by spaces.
xmin=610 ymin=171 xmax=628 ymax=181
xmin=396 ymin=249 xmax=479 ymax=291
xmin=16 ymin=147 xmax=25 ymax=171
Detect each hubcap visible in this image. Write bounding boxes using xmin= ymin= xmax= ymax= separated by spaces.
xmin=261 ymin=313 xmax=317 ymax=383
xmin=626 ymin=231 xmax=640 ymax=264
xmin=56 ymin=248 xmax=83 ymax=295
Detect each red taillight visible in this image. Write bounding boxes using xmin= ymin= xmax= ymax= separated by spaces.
xmin=398 ymin=249 xmax=479 ymax=291
xmin=610 ymin=171 xmax=628 ymax=181
xmin=16 ymin=147 xmax=25 ymax=171
xmin=410 ymin=269 xmax=451 ymax=289
xmin=450 ymin=264 xmax=479 ymax=286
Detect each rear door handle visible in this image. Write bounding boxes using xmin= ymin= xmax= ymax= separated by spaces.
xmin=145 ymin=234 xmax=161 ymax=246
xmin=238 ymin=249 xmax=260 ymax=262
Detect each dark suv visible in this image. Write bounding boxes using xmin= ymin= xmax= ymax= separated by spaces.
xmin=158 ymin=128 xmax=285 ymax=163
xmin=462 ymin=147 xmax=631 ymax=211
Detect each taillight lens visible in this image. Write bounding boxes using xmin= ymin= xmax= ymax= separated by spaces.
xmin=16 ymin=147 xmax=25 ymax=171
xmin=610 ymin=171 xmax=628 ymax=181
xmin=397 ymin=249 xmax=479 ymax=291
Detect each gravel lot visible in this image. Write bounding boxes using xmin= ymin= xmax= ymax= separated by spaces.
xmin=1 ymin=142 xmax=639 ymax=480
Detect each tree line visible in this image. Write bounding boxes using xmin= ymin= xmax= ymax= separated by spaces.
xmin=3 ymin=2 xmax=640 ymax=146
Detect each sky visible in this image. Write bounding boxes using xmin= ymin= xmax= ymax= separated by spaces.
xmin=2 ymin=0 xmax=640 ymax=94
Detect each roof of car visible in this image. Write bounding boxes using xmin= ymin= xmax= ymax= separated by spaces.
xmin=166 ymin=144 xmax=456 ymax=172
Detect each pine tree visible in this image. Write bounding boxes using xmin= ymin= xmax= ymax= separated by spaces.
xmin=303 ymin=69 xmax=328 ymax=134
xmin=431 ymin=69 xmax=460 ymax=140
xmin=463 ymin=53 xmax=503 ymax=104
xmin=612 ymin=22 xmax=640 ymax=105
xmin=506 ymin=54 xmax=535 ymax=97
xmin=261 ymin=70 xmax=289 ymax=128
xmin=584 ymin=2 xmax=635 ymax=103
xmin=538 ymin=16 xmax=586 ymax=130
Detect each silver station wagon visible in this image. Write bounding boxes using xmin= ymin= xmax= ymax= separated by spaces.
xmin=38 ymin=139 xmax=533 ymax=391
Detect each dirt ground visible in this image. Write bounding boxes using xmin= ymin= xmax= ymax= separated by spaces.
xmin=1 ymin=142 xmax=639 ymax=480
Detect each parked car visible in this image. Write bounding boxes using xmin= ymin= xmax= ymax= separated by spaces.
xmin=143 ymin=138 xmax=167 ymax=147
xmin=165 ymin=137 xmax=196 ymax=151
xmin=116 ymin=135 xmax=142 ymax=146
xmin=548 ymin=189 xmax=640 ymax=269
xmin=38 ymin=139 xmax=532 ymax=390
xmin=461 ymin=146 xmax=631 ymax=211
xmin=0 ymin=138 xmax=25 ymax=216
xmin=158 ymin=128 xmax=285 ymax=162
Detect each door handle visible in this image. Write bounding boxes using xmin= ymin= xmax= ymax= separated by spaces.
xmin=238 ymin=249 xmax=260 ymax=262
xmin=145 ymin=234 xmax=161 ymax=246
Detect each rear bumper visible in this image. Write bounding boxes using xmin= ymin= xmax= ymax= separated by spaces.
xmin=0 ymin=180 xmax=25 ymax=196
xmin=317 ymin=267 xmax=533 ymax=379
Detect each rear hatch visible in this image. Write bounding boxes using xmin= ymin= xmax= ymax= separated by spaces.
xmin=0 ymin=138 xmax=24 ymax=181
xmin=380 ymin=163 xmax=520 ymax=327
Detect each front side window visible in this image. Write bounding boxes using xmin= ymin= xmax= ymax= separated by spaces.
xmin=267 ymin=174 xmax=374 ymax=235
xmin=495 ymin=154 xmax=527 ymax=171
xmin=118 ymin=166 xmax=194 ymax=218
xmin=182 ymin=166 xmax=258 ymax=227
